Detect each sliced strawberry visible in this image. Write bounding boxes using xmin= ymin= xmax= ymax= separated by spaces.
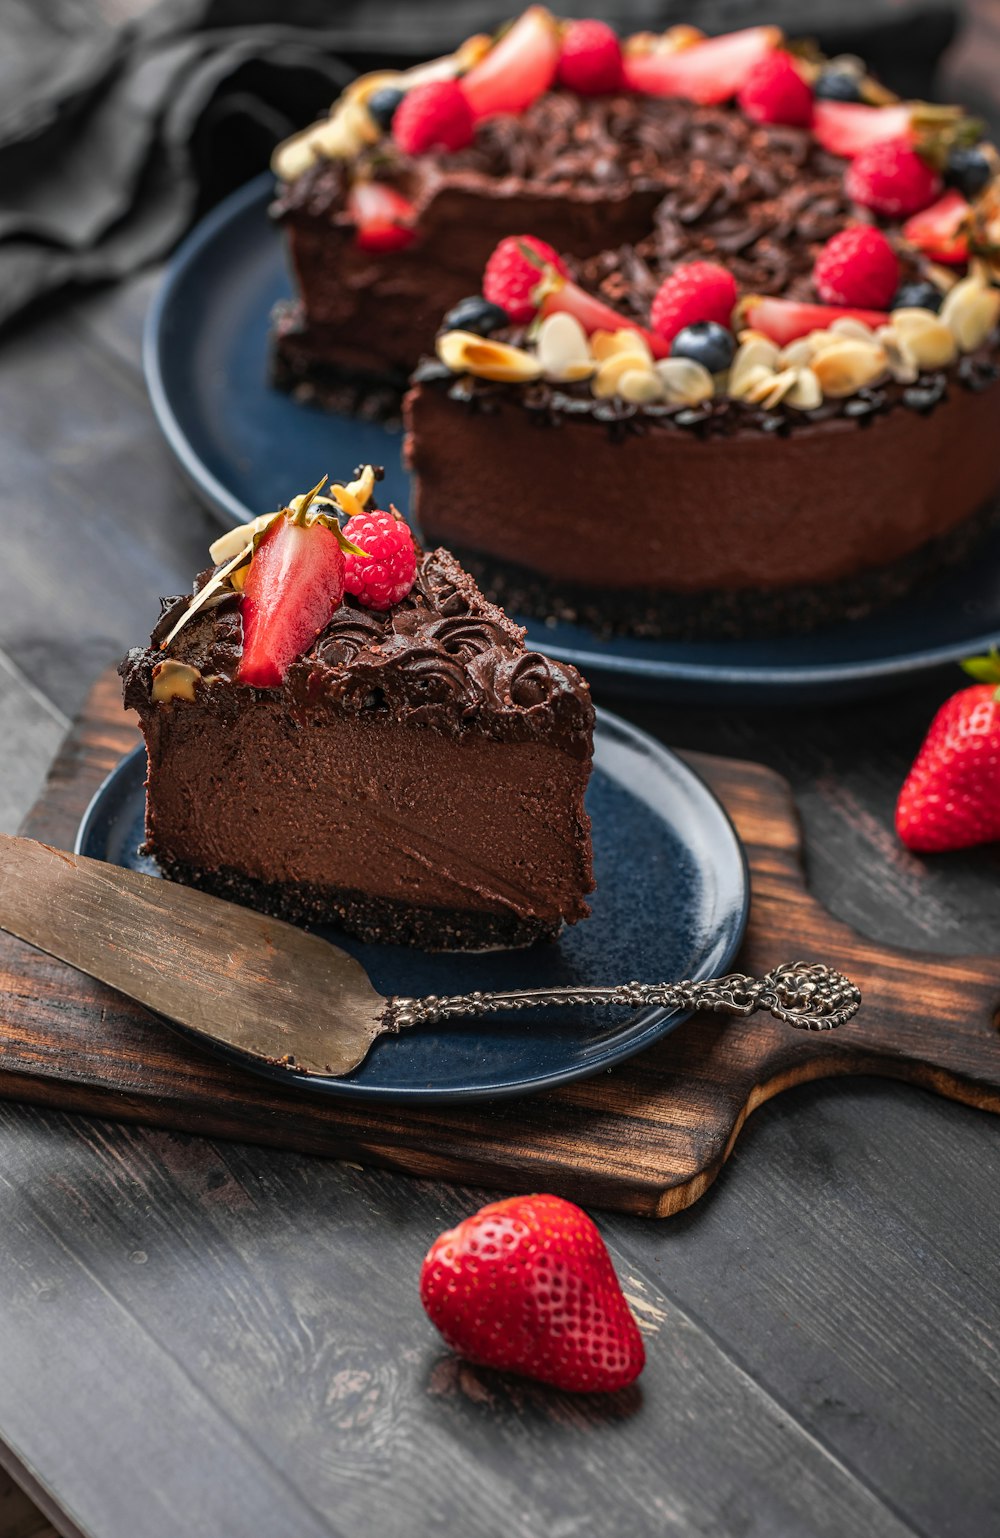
xmin=812 ymin=100 xmax=912 ymax=159
xmin=622 ymin=26 xmax=780 ymax=106
xmin=539 ymin=278 xmax=672 ymax=358
xmin=238 ymin=514 xmax=346 ymax=688
xmin=902 ymin=187 xmax=971 ymax=264
xmin=460 ymin=7 xmax=560 ymax=120
xmin=348 ymin=181 xmax=417 ymax=253
xmin=741 ymin=296 xmax=890 ymax=345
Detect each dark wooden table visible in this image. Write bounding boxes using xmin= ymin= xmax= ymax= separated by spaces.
xmin=2 ymin=13 xmax=1000 ymax=1538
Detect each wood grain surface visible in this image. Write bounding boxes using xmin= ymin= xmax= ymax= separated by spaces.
xmin=0 ymin=667 xmax=997 ymax=1223
xmin=0 ymin=3 xmax=999 ymax=1536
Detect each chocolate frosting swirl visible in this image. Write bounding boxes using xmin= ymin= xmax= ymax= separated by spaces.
xmin=122 ymin=547 xmax=594 ymax=760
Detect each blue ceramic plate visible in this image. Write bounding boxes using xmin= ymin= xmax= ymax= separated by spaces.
xmin=75 ymin=712 xmax=748 ymax=1104
xmin=144 ymin=172 xmax=1000 ymax=702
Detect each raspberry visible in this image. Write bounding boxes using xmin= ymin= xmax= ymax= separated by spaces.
xmin=845 ymin=137 xmax=941 ymax=218
xmin=737 ymin=51 xmax=813 ymax=128
xmin=342 ymin=511 xmax=417 ymax=611
xmin=650 ymin=262 xmax=739 ymax=344
xmin=392 ymin=80 xmax=475 ymax=157
xmin=483 ymin=235 xmax=568 ymax=324
xmin=813 ymin=226 xmax=900 ymax=308
xmin=556 ymin=20 xmax=624 ymax=96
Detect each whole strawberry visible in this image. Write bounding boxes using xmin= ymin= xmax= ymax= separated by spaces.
xmin=420 ymin=1194 xmax=645 ymax=1394
xmin=896 ymin=654 xmax=1000 ymax=852
xmin=813 ymin=226 xmax=900 ymax=309
xmin=738 ymin=51 xmax=813 ymax=128
xmin=483 ymin=235 xmax=567 ymax=323
xmin=342 ymin=509 xmax=417 ymax=610
xmin=845 ymin=136 xmax=941 ymax=218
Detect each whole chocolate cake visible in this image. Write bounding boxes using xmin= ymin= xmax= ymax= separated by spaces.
xmin=121 ymin=470 xmax=595 ymax=949
xmin=270 ymin=12 xmax=1000 ymax=636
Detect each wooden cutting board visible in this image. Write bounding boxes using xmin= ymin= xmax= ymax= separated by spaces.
xmin=1 ymin=669 xmax=998 ymax=1218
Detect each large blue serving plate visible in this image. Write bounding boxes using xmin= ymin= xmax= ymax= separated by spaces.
xmin=75 ymin=712 xmax=748 ymax=1104
xmin=145 ymin=172 xmax=1000 ymax=702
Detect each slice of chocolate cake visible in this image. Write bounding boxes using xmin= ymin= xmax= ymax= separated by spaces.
xmin=120 ymin=470 xmax=595 ymax=949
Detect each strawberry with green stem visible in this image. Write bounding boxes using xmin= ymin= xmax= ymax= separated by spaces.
xmin=896 ymin=651 xmax=1000 ymax=852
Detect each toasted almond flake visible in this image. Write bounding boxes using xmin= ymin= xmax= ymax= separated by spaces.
xmin=777 ymin=338 xmax=816 ymax=369
xmin=759 ymin=367 xmax=801 ymax=410
xmin=591 ymin=328 xmax=653 ymax=363
xmin=536 ymin=312 xmax=595 ymax=381
xmin=941 ymin=273 xmax=1000 ymax=352
xmin=786 ymin=367 xmax=823 ymax=410
xmin=654 ymin=357 xmax=714 ymax=405
xmin=729 ymin=337 xmax=780 ymax=395
xmin=656 ymin=23 xmax=704 ymax=52
xmin=890 ymin=307 xmax=945 ymax=337
xmin=436 ymin=330 xmax=542 ymax=382
xmin=593 ymin=352 xmax=656 ymax=397
xmin=904 ymin=318 xmax=958 ymax=369
xmin=728 ymin=363 xmax=774 ymax=402
xmin=876 ymin=325 xmax=919 ymax=384
xmin=829 ymin=317 xmax=875 ymax=340
xmin=210 ymin=512 xmax=281 ymax=566
xmin=344 ymin=463 xmax=377 ymax=509
xmin=271 ymin=128 xmax=321 ymax=182
xmin=617 ymin=368 xmax=666 ymax=404
xmin=810 ymin=339 xmax=887 ymax=397
xmin=151 ymin=660 xmax=201 ymax=704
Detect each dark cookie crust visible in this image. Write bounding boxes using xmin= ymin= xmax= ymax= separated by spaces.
xmin=149 ymin=851 xmax=561 ymax=950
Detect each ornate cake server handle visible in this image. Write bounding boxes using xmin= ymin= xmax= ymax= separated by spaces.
xmin=384 ymin=962 xmax=860 ymax=1034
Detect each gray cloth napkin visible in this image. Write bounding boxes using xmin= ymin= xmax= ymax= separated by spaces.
xmin=0 ymin=0 xmax=959 ymax=331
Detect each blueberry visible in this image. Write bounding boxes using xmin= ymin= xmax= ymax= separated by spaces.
xmin=814 ymin=69 xmax=864 ymax=103
xmin=441 ymin=295 xmax=510 ymax=336
xmin=892 ymin=281 xmax=942 ymax=313
xmin=670 ymin=321 xmax=736 ymax=373
xmin=366 ymin=86 xmax=406 ymax=132
xmin=944 ymin=144 xmax=992 ymax=199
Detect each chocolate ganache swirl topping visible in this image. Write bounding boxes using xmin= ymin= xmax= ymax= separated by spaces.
xmin=124 ymin=548 xmax=593 ymax=759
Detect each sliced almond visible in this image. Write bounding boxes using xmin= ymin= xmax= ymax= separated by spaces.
xmin=759 ymin=367 xmax=801 ymax=410
xmin=654 ymin=357 xmax=714 ymax=406
xmin=941 ymin=273 xmax=1000 ymax=352
xmin=593 ymin=352 xmax=657 ymax=398
xmin=876 ymin=325 xmax=919 ymax=384
xmin=590 ymin=328 xmax=654 ymax=363
xmin=271 ymin=128 xmax=321 ymax=182
xmin=903 ymin=318 xmax=958 ymax=369
xmin=729 ymin=362 xmax=775 ymax=401
xmin=828 ymin=317 xmax=875 ymax=341
xmin=210 ymin=513 xmax=280 ymax=566
xmin=151 ymin=660 xmax=202 ymax=704
xmin=436 ymin=330 xmax=542 ymax=383
xmin=729 ymin=336 xmax=780 ymax=396
xmin=617 ymin=368 xmax=666 ymax=404
xmin=890 ymin=306 xmax=945 ymax=336
xmin=777 ymin=337 xmax=816 ymax=370
xmin=785 ymin=367 xmax=823 ymax=410
xmin=810 ymin=340 xmax=887 ymax=398
xmin=536 ymin=312 xmax=594 ymax=382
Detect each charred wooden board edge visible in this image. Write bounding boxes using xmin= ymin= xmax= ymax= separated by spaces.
xmin=0 ymin=667 xmax=997 ymax=1221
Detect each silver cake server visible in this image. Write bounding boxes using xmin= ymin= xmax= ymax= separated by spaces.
xmin=0 ymin=834 xmax=861 ymax=1079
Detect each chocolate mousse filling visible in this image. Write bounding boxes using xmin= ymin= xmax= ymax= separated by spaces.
xmin=121 ymin=550 xmax=596 ymax=949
